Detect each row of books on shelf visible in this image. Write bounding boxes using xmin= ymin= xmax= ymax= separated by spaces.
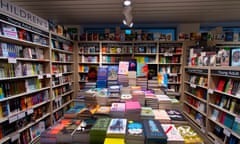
xmin=135 ymin=56 xmax=156 ymax=64
xmin=52 ymin=85 xmax=72 ymax=98
xmin=185 ymin=107 xmax=205 ymax=127
xmin=102 ymin=46 xmax=133 ymax=54
xmin=0 ymin=42 xmax=45 ymax=59
xmin=52 ymin=51 xmax=73 ymax=62
xmin=159 ymin=56 xmax=180 ymax=64
xmin=102 ymin=56 xmax=132 ymax=63
xmin=0 ymin=90 xmax=49 ymax=118
xmin=187 ymin=87 xmax=207 ymax=100
xmin=79 ymin=46 xmax=100 ymax=54
xmin=0 ymin=62 xmax=44 ymax=78
xmin=134 ymin=46 xmax=157 ymax=53
xmin=52 ymin=75 xmax=72 ymax=86
xmin=189 ymin=47 xmax=240 ymax=67
xmin=51 ymin=39 xmax=73 ymax=52
xmin=52 ymin=64 xmax=72 ymax=74
xmin=0 ymin=78 xmax=45 ymax=99
xmin=0 ymin=22 xmax=48 ymax=46
xmin=211 ymin=108 xmax=240 ymax=135
xmin=159 ymin=47 xmax=182 ymax=54
xmin=189 ymin=75 xmax=208 ymax=87
xmin=216 ymin=79 xmax=240 ymax=96
xmin=52 ymin=95 xmax=72 ymax=111
xmin=81 ymin=56 xmax=99 ymax=63
xmin=186 ymin=96 xmax=206 ymax=113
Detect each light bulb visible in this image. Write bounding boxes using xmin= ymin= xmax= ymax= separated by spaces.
xmin=123 ymin=0 xmax=131 ymax=6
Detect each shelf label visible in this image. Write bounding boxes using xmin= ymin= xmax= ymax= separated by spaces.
xmin=27 ymin=108 xmax=34 ymax=115
xmin=223 ymin=128 xmax=231 ymax=137
xmin=38 ymin=75 xmax=43 ymax=79
xmin=11 ymin=133 xmax=20 ymax=142
xmin=186 ymin=68 xmax=208 ymax=74
xmin=9 ymin=115 xmax=18 ymax=123
xmin=211 ymin=70 xmax=240 ymax=77
xmin=169 ymin=73 xmax=178 ymax=77
xmin=8 ymin=57 xmax=17 ymax=63
xmin=208 ymin=89 xmax=214 ymax=94
xmin=18 ymin=112 xmax=26 ymax=119
xmin=46 ymin=74 xmax=51 ymax=78
xmin=190 ymin=83 xmax=197 ymax=88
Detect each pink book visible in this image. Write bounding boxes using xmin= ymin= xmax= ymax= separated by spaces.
xmin=125 ymin=101 xmax=141 ymax=110
xmin=111 ymin=103 xmax=125 ymax=112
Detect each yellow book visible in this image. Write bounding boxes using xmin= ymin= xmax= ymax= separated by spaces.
xmin=0 ymin=103 xmax=2 ymax=118
xmin=104 ymin=138 xmax=125 ymax=144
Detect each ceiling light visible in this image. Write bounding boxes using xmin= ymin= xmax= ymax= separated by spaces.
xmin=123 ymin=0 xmax=131 ymax=6
xmin=123 ymin=20 xmax=127 ymax=25
xmin=129 ymin=22 xmax=133 ymax=27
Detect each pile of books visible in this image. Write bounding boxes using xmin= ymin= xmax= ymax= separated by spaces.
xmin=147 ymin=78 xmax=158 ymax=90
xmin=77 ymin=104 xmax=99 ymax=119
xmin=143 ymin=119 xmax=168 ymax=144
xmin=165 ymin=109 xmax=187 ymax=124
xmin=141 ymin=107 xmax=155 ymax=119
xmin=145 ymin=91 xmax=159 ymax=109
xmin=106 ymin=118 xmax=127 ymax=138
xmin=125 ymin=120 xmax=145 ymax=144
xmin=125 ymin=101 xmax=141 ymax=121
xmin=136 ymin=76 xmax=148 ymax=90
xmin=95 ymin=88 xmax=109 ymax=105
xmin=63 ymin=104 xmax=85 ymax=119
xmin=118 ymin=74 xmax=129 ymax=87
xmin=153 ymin=109 xmax=171 ymax=124
xmin=94 ymin=106 xmax=111 ymax=118
xmin=108 ymin=85 xmax=121 ymax=103
xmin=161 ymin=124 xmax=184 ymax=144
xmin=90 ymin=118 xmax=111 ymax=144
xmin=131 ymin=90 xmax=145 ymax=106
xmin=128 ymin=71 xmax=137 ymax=86
xmin=155 ymin=94 xmax=172 ymax=109
xmin=110 ymin=102 xmax=126 ymax=118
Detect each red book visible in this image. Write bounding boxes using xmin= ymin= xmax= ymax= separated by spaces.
xmin=219 ymin=112 xmax=226 ymax=124
xmin=216 ymin=79 xmax=227 ymax=91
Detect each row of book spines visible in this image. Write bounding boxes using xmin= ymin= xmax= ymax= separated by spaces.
xmin=1 ymin=23 xmax=48 ymax=46
xmin=159 ymin=56 xmax=180 ymax=63
xmin=52 ymin=86 xmax=72 ymax=97
xmin=216 ymin=79 xmax=240 ymax=95
xmin=159 ymin=47 xmax=182 ymax=53
xmin=52 ymin=52 xmax=73 ymax=62
xmin=82 ymin=56 xmax=99 ymax=63
xmin=0 ymin=79 xmax=44 ymax=98
xmin=51 ymin=39 xmax=73 ymax=52
xmin=103 ymin=56 xmax=132 ymax=63
xmin=187 ymin=96 xmax=206 ymax=112
xmin=189 ymin=75 xmax=208 ymax=87
xmin=0 ymin=42 xmax=45 ymax=59
xmin=52 ymin=65 xmax=72 ymax=73
xmin=0 ymin=62 xmax=45 ymax=78
xmin=188 ymin=88 xmax=207 ymax=99
xmin=187 ymin=107 xmax=205 ymax=126
xmin=214 ymin=95 xmax=240 ymax=114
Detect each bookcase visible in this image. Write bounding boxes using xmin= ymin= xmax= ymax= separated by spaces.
xmin=50 ymin=32 xmax=75 ymax=124
xmin=0 ymin=15 xmax=51 ymax=143
xmin=183 ymin=42 xmax=240 ymax=144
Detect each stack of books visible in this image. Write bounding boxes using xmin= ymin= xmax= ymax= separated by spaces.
xmin=120 ymin=93 xmax=132 ymax=101
xmin=110 ymin=102 xmax=126 ymax=118
xmin=153 ymin=109 xmax=171 ymax=124
xmin=80 ymin=88 xmax=100 ymax=104
xmin=85 ymin=82 xmax=97 ymax=89
xmin=145 ymin=91 xmax=159 ymax=109
xmin=72 ymin=119 xmax=96 ymax=144
xmin=64 ymin=104 xmax=85 ymax=119
xmin=125 ymin=120 xmax=145 ymax=144
xmin=108 ymin=85 xmax=121 ymax=104
xmin=90 ymin=118 xmax=111 ymax=144
xmin=125 ymin=101 xmax=141 ymax=121
xmin=136 ymin=76 xmax=148 ymax=90
xmin=95 ymin=88 xmax=109 ymax=105
xmin=106 ymin=118 xmax=127 ymax=138
xmin=118 ymin=74 xmax=129 ymax=87
xmin=155 ymin=95 xmax=172 ymax=109
xmin=165 ymin=109 xmax=187 ymax=124
xmin=131 ymin=90 xmax=145 ymax=106
xmin=141 ymin=107 xmax=155 ymax=119
xmin=161 ymin=124 xmax=184 ymax=144
xmin=77 ymin=104 xmax=99 ymax=119
xmin=147 ymin=78 xmax=159 ymax=90
xmin=128 ymin=71 xmax=137 ymax=86
xmin=143 ymin=119 xmax=168 ymax=144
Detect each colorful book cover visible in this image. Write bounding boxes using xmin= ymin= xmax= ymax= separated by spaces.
xmin=137 ymin=63 xmax=148 ymax=77
xmin=231 ymin=48 xmax=240 ymax=66
xmin=108 ymin=65 xmax=118 ymax=80
xmin=148 ymin=64 xmax=157 ymax=80
xmin=141 ymin=107 xmax=154 ymax=117
xmin=127 ymin=120 xmax=144 ymax=137
xmin=223 ymin=114 xmax=234 ymax=128
xmin=125 ymin=101 xmax=141 ymax=111
xmin=232 ymin=119 xmax=240 ymax=135
xmin=98 ymin=67 xmax=108 ymax=80
xmin=104 ymin=138 xmax=125 ymax=144
xmin=128 ymin=59 xmax=137 ymax=71
xmin=166 ymin=109 xmax=186 ymax=122
xmin=88 ymin=65 xmax=98 ymax=81
xmin=118 ymin=61 xmax=129 ymax=75
xmin=107 ymin=118 xmax=127 ymax=135
xmin=95 ymin=106 xmax=111 ymax=115
xmin=162 ymin=124 xmax=184 ymax=142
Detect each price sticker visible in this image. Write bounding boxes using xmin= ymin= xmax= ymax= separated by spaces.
xmin=208 ymin=89 xmax=214 ymax=94
xmin=27 ymin=108 xmax=34 ymax=115
xmin=190 ymin=83 xmax=197 ymax=88
xmin=46 ymin=73 xmax=51 ymax=78
xmin=38 ymin=75 xmax=43 ymax=79
xmin=11 ymin=133 xmax=20 ymax=142
xmin=9 ymin=115 xmax=18 ymax=123
xmin=223 ymin=128 xmax=231 ymax=137
xmin=8 ymin=57 xmax=17 ymax=63
xmin=18 ymin=112 xmax=26 ymax=119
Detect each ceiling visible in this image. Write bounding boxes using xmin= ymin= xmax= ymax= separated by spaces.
xmin=8 ymin=0 xmax=240 ymax=26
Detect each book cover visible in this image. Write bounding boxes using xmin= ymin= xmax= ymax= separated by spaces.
xmin=161 ymin=124 xmax=184 ymax=142
xmin=216 ymin=79 xmax=227 ymax=91
xmin=165 ymin=109 xmax=186 ymax=122
xmin=141 ymin=107 xmax=154 ymax=117
xmin=107 ymin=118 xmax=127 ymax=135
xmin=223 ymin=114 xmax=234 ymax=128
xmin=118 ymin=61 xmax=129 ymax=75
xmin=108 ymin=65 xmax=118 ymax=80
xmin=88 ymin=65 xmax=98 ymax=81
xmin=137 ymin=63 xmax=148 ymax=77
xmin=148 ymin=64 xmax=157 ymax=80
xmin=231 ymin=48 xmax=240 ymax=66
xmin=2 ymin=24 xmax=18 ymax=39
xmin=104 ymin=138 xmax=125 ymax=144
xmin=232 ymin=119 xmax=240 ymax=135
xmin=143 ymin=119 xmax=167 ymax=143
xmin=128 ymin=59 xmax=137 ymax=71
xmin=95 ymin=106 xmax=111 ymax=115
xmin=211 ymin=109 xmax=220 ymax=121
xmin=97 ymin=67 xmax=108 ymax=80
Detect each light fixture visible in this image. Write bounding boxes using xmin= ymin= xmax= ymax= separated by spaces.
xmin=123 ymin=20 xmax=127 ymax=25
xmin=123 ymin=0 xmax=131 ymax=6
xmin=129 ymin=22 xmax=133 ymax=28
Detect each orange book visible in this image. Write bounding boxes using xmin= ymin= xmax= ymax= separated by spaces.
xmin=102 ymin=46 xmax=107 ymax=53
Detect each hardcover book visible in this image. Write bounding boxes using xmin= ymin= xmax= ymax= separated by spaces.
xmin=108 ymin=65 xmax=118 ymax=80
xmin=107 ymin=118 xmax=127 ymax=138
xmin=118 ymin=61 xmax=129 ymax=75
xmin=98 ymin=67 xmax=108 ymax=80
xmin=161 ymin=124 xmax=184 ymax=143
xmin=231 ymin=48 xmax=240 ymax=66
xmin=165 ymin=109 xmax=186 ymax=123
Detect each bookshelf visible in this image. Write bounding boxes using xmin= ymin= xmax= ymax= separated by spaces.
xmin=50 ymin=32 xmax=74 ymax=124
xmin=0 ymin=16 xmax=51 ymax=143
xmin=183 ymin=42 xmax=240 ymax=144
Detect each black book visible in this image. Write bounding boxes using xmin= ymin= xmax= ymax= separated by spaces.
xmin=148 ymin=64 xmax=158 ymax=80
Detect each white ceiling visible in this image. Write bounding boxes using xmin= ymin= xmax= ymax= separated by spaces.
xmin=8 ymin=0 xmax=240 ymax=26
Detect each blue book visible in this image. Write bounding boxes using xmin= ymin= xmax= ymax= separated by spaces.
xmin=98 ymin=67 xmax=108 ymax=80
xmin=232 ymin=120 xmax=240 ymax=135
xmin=224 ymin=114 xmax=234 ymax=129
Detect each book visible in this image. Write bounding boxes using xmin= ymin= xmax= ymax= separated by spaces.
xmin=107 ymin=65 xmax=118 ymax=80
xmin=98 ymin=67 xmax=108 ymax=80
xmin=104 ymin=138 xmax=125 ymax=144
xmin=118 ymin=61 xmax=129 ymax=75
xmin=211 ymin=109 xmax=220 ymax=121
xmin=2 ymin=24 xmax=18 ymax=39
xmin=216 ymin=79 xmax=227 ymax=91
xmin=223 ymin=114 xmax=234 ymax=128
xmin=161 ymin=124 xmax=184 ymax=144
xmin=148 ymin=64 xmax=157 ymax=80
xmin=88 ymin=65 xmax=98 ymax=81
xmin=165 ymin=109 xmax=186 ymax=123
xmin=107 ymin=118 xmax=127 ymax=138
xmin=231 ymin=48 xmax=240 ymax=66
